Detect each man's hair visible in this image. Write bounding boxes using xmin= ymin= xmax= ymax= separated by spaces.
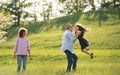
xmin=65 ymin=23 xmax=72 ymax=30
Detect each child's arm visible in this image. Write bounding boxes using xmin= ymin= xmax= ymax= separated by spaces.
xmin=28 ymin=50 xmax=32 ymax=60
xmin=13 ymin=38 xmax=18 ymax=59
xmin=13 ymin=52 xmax=17 ymax=59
xmin=27 ymin=39 xmax=32 ymax=60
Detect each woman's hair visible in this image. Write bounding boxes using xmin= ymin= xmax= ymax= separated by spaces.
xmin=75 ymin=23 xmax=90 ymax=34
xmin=18 ymin=28 xmax=27 ymax=37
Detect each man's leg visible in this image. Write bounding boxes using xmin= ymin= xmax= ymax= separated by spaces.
xmin=72 ymin=54 xmax=78 ymax=71
xmin=64 ymin=50 xmax=73 ymax=72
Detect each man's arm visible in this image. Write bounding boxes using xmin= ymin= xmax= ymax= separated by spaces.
xmin=67 ymin=32 xmax=77 ymax=42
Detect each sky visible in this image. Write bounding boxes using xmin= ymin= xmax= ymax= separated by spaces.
xmin=0 ymin=0 xmax=102 ymax=21
xmin=24 ymin=0 xmax=102 ymax=21
xmin=23 ymin=0 xmax=64 ymax=21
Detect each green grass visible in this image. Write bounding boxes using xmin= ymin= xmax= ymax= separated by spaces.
xmin=0 ymin=50 xmax=120 ymax=75
xmin=0 ymin=8 xmax=120 ymax=75
xmin=0 ymin=8 xmax=120 ymax=50
xmin=1 ymin=24 xmax=120 ymax=50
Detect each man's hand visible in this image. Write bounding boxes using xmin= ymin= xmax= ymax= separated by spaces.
xmin=72 ymin=32 xmax=76 ymax=36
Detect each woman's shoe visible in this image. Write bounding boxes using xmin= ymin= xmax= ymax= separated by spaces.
xmin=86 ymin=48 xmax=89 ymax=51
xmin=90 ymin=53 xmax=93 ymax=59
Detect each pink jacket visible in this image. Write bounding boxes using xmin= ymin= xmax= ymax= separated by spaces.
xmin=14 ymin=37 xmax=30 ymax=55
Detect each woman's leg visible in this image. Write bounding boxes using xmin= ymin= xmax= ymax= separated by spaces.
xmin=81 ymin=48 xmax=93 ymax=59
xmin=22 ymin=55 xmax=27 ymax=72
xmin=17 ymin=55 xmax=22 ymax=72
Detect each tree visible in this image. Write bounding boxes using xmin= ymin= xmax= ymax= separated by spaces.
xmin=89 ymin=0 xmax=95 ymax=10
xmin=113 ymin=0 xmax=120 ymax=8
xmin=101 ymin=0 xmax=120 ymax=8
xmin=4 ymin=0 xmax=23 ymax=25
xmin=42 ymin=1 xmax=52 ymax=20
xmin=0 ymin=28 xmax=7 ymax=43
xmin=33 ymin=1 xmax=40 ymax=22
xmin=0 ymin=10 xmax=11 ymax=42
xmin=59 ymin=0 xmax=89 ymax=15
xmin=2 ymin=0 xmax=32 ymax=25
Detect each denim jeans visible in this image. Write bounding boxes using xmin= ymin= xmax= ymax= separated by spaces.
xmin=17 ymin=55 xmax=27 ymax=72
xmin=64 ymin=50 xmax=78 ymax=72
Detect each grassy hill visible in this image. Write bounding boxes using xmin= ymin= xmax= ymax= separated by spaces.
xmin=0 ymin=8 xmax=120 ymax=50
xmin=0 ymin=8 xmax=120 ymax=75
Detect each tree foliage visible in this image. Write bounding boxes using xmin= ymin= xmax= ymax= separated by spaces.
xmin=59 ymin=0 xmax=95 ymax=15
xmin=0 ymin=11 xmax=10 ymax=42
xmin=2 ymin=0 xmax=32 ymax=25
xmin=101 ymin=0 xmax=120 ymax=8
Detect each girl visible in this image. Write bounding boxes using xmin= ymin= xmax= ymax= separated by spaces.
xmin=74 ymin=24 xmax=93 ymax=59
xmin=14 ymin=28 xmax=32 ymax=72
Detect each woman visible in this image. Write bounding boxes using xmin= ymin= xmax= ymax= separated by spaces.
xmin=74 ymin=24 xmax=93 ymax=59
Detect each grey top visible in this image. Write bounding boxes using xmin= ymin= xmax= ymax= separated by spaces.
xmin=61 ymin=30 xmax=77 ymax=53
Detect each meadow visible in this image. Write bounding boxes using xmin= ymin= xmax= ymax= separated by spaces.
xmin=0 ymin=49 xmax=120 ymax=75
xmin=0 ymin=8 xmax=120 ymax=75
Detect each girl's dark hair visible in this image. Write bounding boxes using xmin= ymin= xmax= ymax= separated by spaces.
xmin=18 ymin=28 xmax=27 ymax=37
xmin=76 ymin=25 xmax=87 ymax=33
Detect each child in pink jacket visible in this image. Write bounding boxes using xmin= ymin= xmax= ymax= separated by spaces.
xmin=14 ymin=28 xmax=32 ymax=72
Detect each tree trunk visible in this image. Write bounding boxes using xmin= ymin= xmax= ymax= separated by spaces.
xmin=17 ymin=14 xmax=21 ymax=25
xmin=102 ymin=0 xmax=105 ymax=4
xmin=113 ymin=0 xmax=115 ymax=7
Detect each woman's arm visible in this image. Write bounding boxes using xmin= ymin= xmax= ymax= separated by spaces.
xmin=75 ymin=31 xmax=81 ymax=37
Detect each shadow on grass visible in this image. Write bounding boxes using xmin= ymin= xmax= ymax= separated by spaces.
xmin=55 ymin=70 xmax=77 ymax=75
xmin=5 ymin=12 xmax=82 ymax=39
xmin=6 ymin=8 xmax=120 ymax=39
xmin=84 ymin=7 xmax=120 ymax=26
xmin=55 ymin=70 xmax=66 ymax=75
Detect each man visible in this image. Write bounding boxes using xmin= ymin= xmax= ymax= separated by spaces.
xmin=61 ymin=23 xmax=79 ymax=72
